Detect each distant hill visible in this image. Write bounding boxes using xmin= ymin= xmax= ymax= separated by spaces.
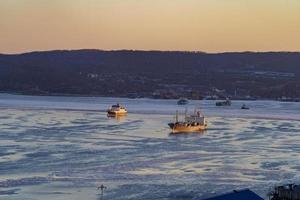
xmin=0 ymin=50 xmax=300 ymax=99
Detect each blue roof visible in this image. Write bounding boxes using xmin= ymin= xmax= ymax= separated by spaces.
xmin=203 ymin=189 xmax=264 ymax=200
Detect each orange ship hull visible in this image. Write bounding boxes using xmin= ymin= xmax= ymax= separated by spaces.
xmin=168 ymin=123 xmax=207 ymax=133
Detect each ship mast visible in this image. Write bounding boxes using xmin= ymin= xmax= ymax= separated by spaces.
xmin=175 ymin=110 xmax=178 ymax=123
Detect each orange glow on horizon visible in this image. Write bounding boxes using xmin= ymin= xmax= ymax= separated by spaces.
xmin=0 ymin=0 xmax=300 ymax=54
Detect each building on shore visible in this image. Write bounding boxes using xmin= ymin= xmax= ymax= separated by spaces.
xmin=268 ymin=184 xmax=300 ymax=200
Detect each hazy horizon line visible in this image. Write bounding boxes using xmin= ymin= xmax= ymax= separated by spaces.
xmin=1 ymin=48 xmax=300 ymax=56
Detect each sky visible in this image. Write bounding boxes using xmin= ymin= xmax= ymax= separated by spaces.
xmin=0 ymin=0 xmax=300 ymax=54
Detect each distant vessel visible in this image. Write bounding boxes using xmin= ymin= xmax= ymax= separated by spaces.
xmin=177 ymin=98 xmax=189 ymax=105
xmin=216 ymin=99 xmax=231 ymax=106
xmin=168 ymin=109 xmax=207 ymax=133
xmin=107 ymin=104 xmax=127 ymax=115
xmin=241 ymin=104 xmax=249 ymax=110
xmin=277 ymin=96 xmax=300 ymax=102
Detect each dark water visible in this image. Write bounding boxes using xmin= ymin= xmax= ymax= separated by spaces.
xmin=0 ymin=94 xmax=299 ymax=200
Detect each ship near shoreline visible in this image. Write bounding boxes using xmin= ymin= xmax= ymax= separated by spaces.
xmin=241 ymin=104 xmax=250 ymax=110
xmin=216 ymin=99 xmax=232 ymax=106
xmin=168 ymin=109 xmax=207 ymax=133
xmin=177 ymin=98 xmax=189 ymax=105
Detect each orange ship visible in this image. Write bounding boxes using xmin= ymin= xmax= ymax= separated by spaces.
xmin=168 ymin=109 xmax=207 ymax=133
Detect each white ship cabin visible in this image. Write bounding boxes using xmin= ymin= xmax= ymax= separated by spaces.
xmin=111 ymin=104 xmax=125 ymax=110
xmin=186 ymin=111 xmax=205 ymax=124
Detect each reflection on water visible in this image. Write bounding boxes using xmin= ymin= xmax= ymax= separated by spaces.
xmin=0 ymin=94 xmax=300 ymax=200
xmin=107 ymin=114 xmax=127 ymax=122
xmin=168 ymin=131 xmax=206 ymax=137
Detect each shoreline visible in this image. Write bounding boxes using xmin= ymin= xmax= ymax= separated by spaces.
xmin=1 ymin=91 xmax=295 ymax=102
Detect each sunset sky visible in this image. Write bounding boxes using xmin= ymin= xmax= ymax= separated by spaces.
xmin=0 ymin=0 xmax=300 ymax=54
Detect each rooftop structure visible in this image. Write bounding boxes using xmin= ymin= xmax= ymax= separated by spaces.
xmin=269 ymin=184 xmax=300 ymax=200
xmin=203 ymin=189 xmax=264 ymax=200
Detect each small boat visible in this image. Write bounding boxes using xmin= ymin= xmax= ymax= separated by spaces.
xmin=107 ymin=104 xmax=127 ymax=115
xmin=177 ymin=98 xmax=189 ymax=105
xmin=216 ymin=99 xmax=231 ymax=106
xmin=241 ymin=104 xmax=249 ymax=110
xmin=168 ymin=109 xmax=207 ymax=133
